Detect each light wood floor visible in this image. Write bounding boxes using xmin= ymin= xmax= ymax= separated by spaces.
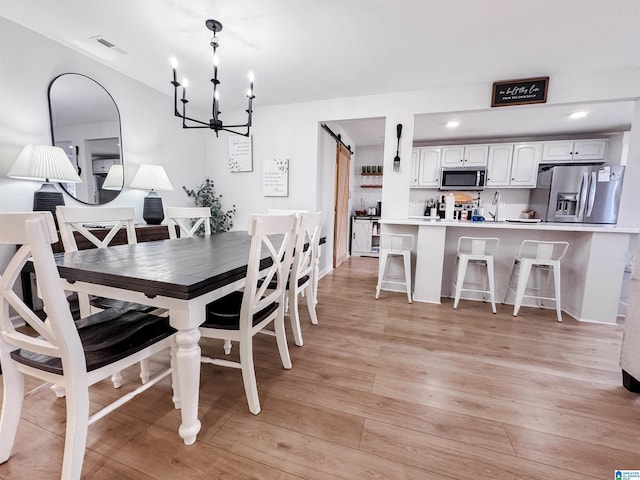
xmin=1 ymin=256 xmax=639 ymax=479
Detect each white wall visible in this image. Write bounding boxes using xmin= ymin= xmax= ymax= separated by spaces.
xmin=0 ymin=17 xmax=208 ymax=269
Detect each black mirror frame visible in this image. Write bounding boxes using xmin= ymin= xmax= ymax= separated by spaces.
xmin=47 ymin=73 xmax=124 ymax=205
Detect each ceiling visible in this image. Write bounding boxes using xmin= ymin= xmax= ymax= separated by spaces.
xmin=2 ymin=0 xmax=639 ymax=146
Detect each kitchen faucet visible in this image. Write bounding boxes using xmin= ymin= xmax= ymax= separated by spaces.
xmin=489 ymin=190 xmax=501 ymax=221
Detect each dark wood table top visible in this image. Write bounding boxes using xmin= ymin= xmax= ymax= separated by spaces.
xmin=55 ymin=231 xmax=256 ymax=301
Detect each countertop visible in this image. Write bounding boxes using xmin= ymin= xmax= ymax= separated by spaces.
xmin=380 ymin=217 xmax=640 ymax=234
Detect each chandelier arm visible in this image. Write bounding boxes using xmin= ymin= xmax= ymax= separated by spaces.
xmin=220 ymin=127 xmax=250 ymax=137
xmin=180 ymin=115 xmax=212 ymax=127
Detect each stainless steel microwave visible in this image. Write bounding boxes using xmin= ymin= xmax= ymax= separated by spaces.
xmin=439 ymin=167 xmax=486 ymax=190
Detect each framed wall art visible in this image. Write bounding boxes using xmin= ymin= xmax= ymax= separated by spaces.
xmin=263 ymin=158 xmax=289 ymax=197
xmin=228 ymin=136 xmax=252 ymax=172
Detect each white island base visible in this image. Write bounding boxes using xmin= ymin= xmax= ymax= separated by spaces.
xmin=380 ymin=219 xmax=639 ymax=324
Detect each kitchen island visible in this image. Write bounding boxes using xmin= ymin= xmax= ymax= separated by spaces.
xmin=380 ymin=218 xmax=639 ymax=324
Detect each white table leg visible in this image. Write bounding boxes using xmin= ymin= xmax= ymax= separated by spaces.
xmin=174 ymin=326 xmax=202 ymax=445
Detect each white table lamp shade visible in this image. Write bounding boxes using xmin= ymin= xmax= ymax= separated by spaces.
xmin=102 ymin=164 xmax=124 ymax=190
xmin=130 ymin=164 xmax=174 ymax=191
xmin=8 ymin=144 xmax=82 ymax=183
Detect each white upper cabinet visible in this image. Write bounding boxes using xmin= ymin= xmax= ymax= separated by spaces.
xmin=410 ymin=147 xmax=441 ymax=188
xmin=486 ymin=144 xmax=513 ymax=187
xmin=410 ymin=149 xmax=420 ymax=187
xmin=541 ymin=139 xmax=607 ymax=163
xmin=441 ymin=144 xmax=489 ymax=167
xmin=510 ymin=143 xmax=542 ymax=187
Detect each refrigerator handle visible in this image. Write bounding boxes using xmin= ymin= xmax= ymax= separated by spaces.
xmin=577 ymin=172 xmax=589 ymax=218
xmin=586 ymin=171 xmax=597 ymax=217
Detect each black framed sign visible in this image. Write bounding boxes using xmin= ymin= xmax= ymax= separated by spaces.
xmin=491 ymin=76 xmax=549 ymax=107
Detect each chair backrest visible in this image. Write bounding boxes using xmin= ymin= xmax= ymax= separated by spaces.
xmin=241 ymin=214 xmax=297 ymax=326
xmin=291 ymin=212 xmax=322 ymax=285
xmin=55 ymin=206 xmax=137 ymax=251
xmin=0 ymin=212 xmax=86 ymax=374
xmin=165 ymin=206 xmax=212 ymax=239
xmin=380 ymin=233 xmax=414 ymax=253
xmin=268 ymin=208 xmax=309 ymax=215
xmin=457 ymin=236 xmax=499 ymax=256
xmin=518 ymin=240 xmax=569 ymax=262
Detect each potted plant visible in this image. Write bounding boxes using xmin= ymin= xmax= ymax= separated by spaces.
xmin=183 ymin=178 xmax=236 ymax=233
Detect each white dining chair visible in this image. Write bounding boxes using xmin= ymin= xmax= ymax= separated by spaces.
xmin=0 ymin=212 xmax=178 ymax=480
xmin=55 ymin=206 xmax=142 ymax=315
xmin=55 ymin=205 xmax=161 ymax=386
xmin=284 ymin=212 xmax=322 ymax=346
xmin=267 ymin=208 xmax=321 ymax=305
xmin=199 ymin=213 xmax=297 ymax=415
xmin=165 ymin=206 xmax=211 ymax=238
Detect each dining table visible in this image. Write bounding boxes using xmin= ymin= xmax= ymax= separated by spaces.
xmin=54 ymin=231 xmax=267 ymax=445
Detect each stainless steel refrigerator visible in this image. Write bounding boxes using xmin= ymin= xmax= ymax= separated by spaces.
xmin=529 ymin=164 xmax=624 ymax=223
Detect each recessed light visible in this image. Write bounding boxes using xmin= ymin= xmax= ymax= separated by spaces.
xmin=446 ymin=120 xmax=460 ymax=128
xmin=569 ymin=111 xmax=588 ymax=119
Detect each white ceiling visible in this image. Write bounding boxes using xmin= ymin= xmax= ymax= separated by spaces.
xmin=2 ymin=0 xmax=639 ymax=146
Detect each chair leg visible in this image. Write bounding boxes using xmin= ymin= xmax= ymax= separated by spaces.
xmin=289 ymin=289 xmax=304 ymax=347
xmin=0 ymin=360 xmax=25 ymax=464
xmin=486 ymin=257 xmax=497 ymax=314
xmin=403 ymin=251 xmax=412 ymax=304
xmin=239 ymin=334 xmax=261 ymax=415
xmin=553 ymin=264 xmax=563 ymax=322
xmin=139 ymin=358 xmax=150 ymax=384
xmin=453 ymin=257 xmax=468 ymax=309
xmin=375 ymin=251 xmax=389 ymax=299
xmin=503 ymin=260 xmax=517 ymax=304
xmin=223 ymin=339 xmax=232 ymax=355
xmin=305 ymin=284 xmax=319 ymax=325
xmin=513 ymin=261 xmax=533 ymax=317
xmin=61 ymin=379 xmax=90 ymax=480
xmin=110 ymin=371 xmax=123 ymax=389
xmin=274 ymin=307 xmax=293 ymax=370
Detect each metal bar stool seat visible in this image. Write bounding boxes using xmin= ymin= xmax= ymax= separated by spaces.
xmin=452 ymin=236 xmax=500 ymax=313
xmin=504 ymin=240 xmax=569 ymax=322
xmin=375 ymin=233 xmax=414 ymax=303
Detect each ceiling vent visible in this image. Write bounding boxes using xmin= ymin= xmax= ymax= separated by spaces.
xmin=89 ymin=35 xmax=129 ymax=56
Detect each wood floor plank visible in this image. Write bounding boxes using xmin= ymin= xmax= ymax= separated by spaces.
xmin=209 ymin=414 xmax=448 ymax=479
xmin=268 ymin=375 xmax=516 ymax=455
xmin=372 ymin=373 xmax=640 ymax=454
xmin=505 ymin=424 xmax=640 ymax=478
xmin=360 ymin=418 xmax=598 ymax=480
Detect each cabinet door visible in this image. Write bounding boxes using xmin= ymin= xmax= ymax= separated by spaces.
xmin=463 ymin=144 xmax=489 ymax=166
xmin=486 ymin=144 xmax=513 ymax=187
xmin=541 ymin=141 xmax=574 ymax=162
xmin=351 ymin=219 xmax=372 ymax=254
xmin=441 ymin=146 xmax=465 ymax=167
xmin=418 ymin=147 xmax=441 ymax=187
xmin=511 ymin=143 xmax=542 ymax=187
xmin=573 ymin=139 xmax=607 ymax=161
xmin=410 ymin=149 xmax=420 ymax=186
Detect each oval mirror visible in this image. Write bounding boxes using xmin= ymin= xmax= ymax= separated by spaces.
xmin=48 ymin=73 xmax=124 ymax=205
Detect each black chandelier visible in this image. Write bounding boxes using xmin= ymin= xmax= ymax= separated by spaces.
xmin=171 ymin=19 xmax=254 ymax=137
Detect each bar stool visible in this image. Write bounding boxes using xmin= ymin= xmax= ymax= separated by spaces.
xmin=452 ymin=236 xmax=500 ymax=313
xmin=375 ymin=233 xmax=414 ymax=303
xmin=504 ymin=240 xmax=569 ymax=322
